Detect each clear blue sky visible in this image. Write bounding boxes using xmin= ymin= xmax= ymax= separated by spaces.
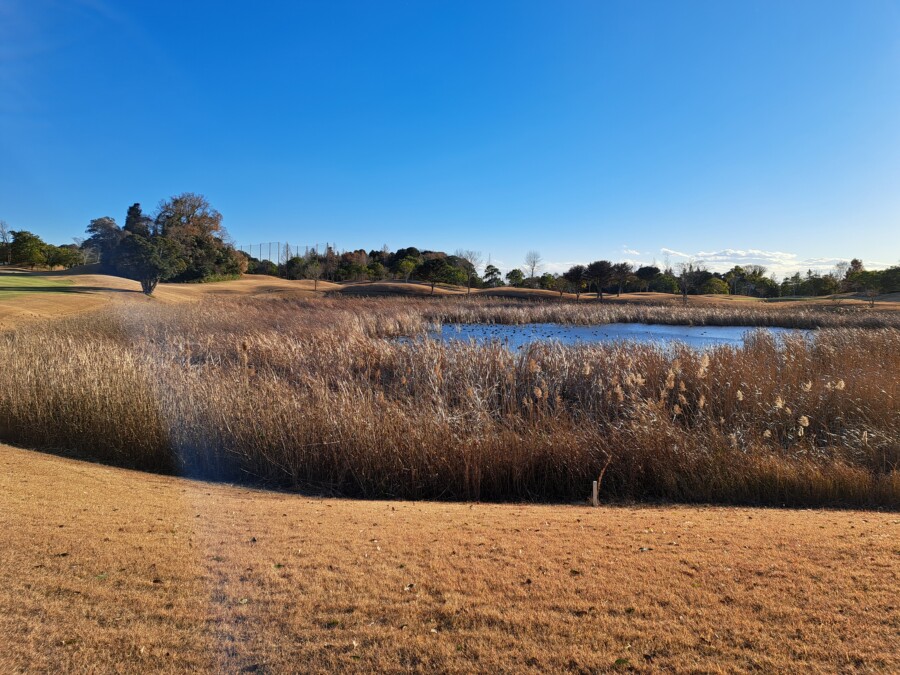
xmin=2 ymin=0 xmax=899 ymax=277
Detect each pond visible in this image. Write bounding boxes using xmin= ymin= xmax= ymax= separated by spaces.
xmin=431 ymin=323 xmax=809 ymax=350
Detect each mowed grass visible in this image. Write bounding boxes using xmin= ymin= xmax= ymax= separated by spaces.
xmin=0 ymin=272 xmax=72 ymax=299
xmin=1 ymin=444 xmax=898 ymax=674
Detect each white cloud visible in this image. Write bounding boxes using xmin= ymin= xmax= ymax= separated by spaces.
xmin=529 ymin=248 xmax=893 ymax=281
xmin=541 ymin=261 xmax=586 ymax=275
xmin=660 ymin=247 xmax=691 ymax=259
xmin=657 ymin=247 xmax=893 ymax=278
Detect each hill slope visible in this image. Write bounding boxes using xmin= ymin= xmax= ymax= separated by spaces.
xmin=0 ymin=271 xmax=338 ymax=328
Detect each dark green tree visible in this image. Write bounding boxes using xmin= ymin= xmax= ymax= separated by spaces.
xmin=881 ymin=266 xmax=900 ymax=293
xmin=563 ymin=264 xmax=587 ymax=299
xmin=538 ymin=272 xmax=556 ymax=290
xmin=551 ymin=274 xmax=569 ymax=299
xmin=417 ymin=257 xmax=465 ymax=295
xmin=44 ymin=244 xmax=82 ymax=269
xmin=116 ymin=234 xmax=186 ymax=295
xmin=701 ymin=277 xmax=729 ymax=294
xmin=483 ymin=264 xmax=502 ymax=287
xmin=652 ymin=271 xmax=680 ymax=294
xmin=283 ymin=256 xmax=307 ymax=280
xmin=391 ymin=247 xmax=421 ymax=267
xmin=396 ymin=257 xmax=418 ymax=282
xmin=58 ymin=244 xmax=84 ymax=268
xmin=635 ymin=265 xmax=660 ymax=292
xmin=611 ymin=262 xmax=634 ymax=296
xmin=84 ymin=217 xmax=123 ymax=269
xmin=586 ymin=260 xmax=613 ymax=301
xmin=246 ymin=257 xmax=279 ymax=275
xmin=677 ymin=261 xmax=709 ymax=302
xmin=10 ymin=231 xmax=47 ymax=268
xmin=124 ymin=203 xmax=152 ymax=237
xmin=505 ymin=268 xmax=525 ymax=287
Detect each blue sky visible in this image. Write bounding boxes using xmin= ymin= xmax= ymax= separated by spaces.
xmin=1 ymin=0 xmax=899 ymax=278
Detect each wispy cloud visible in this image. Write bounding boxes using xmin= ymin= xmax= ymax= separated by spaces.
xmin=541 ymin=261 xmax=586 ymax=275
xmin=532 ymin=248 xmax=894 ymax=281
xmin=657 ymin=248 xmax=893 ymax=277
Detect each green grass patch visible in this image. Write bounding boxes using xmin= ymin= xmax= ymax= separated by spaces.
xmin=0 ymin=274 xmax=74 ymax=299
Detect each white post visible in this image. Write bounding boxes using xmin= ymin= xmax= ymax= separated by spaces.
xmin=591 ymin=480 xmax=599 ymax=507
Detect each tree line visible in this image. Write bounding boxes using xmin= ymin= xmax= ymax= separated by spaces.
xmin=2 ymin=197 xmax=897 ymax=299
xmin=0 ymin=223 xmax=84 ymax=270
xmin=249 ymin=244 xmax=898 ymax=302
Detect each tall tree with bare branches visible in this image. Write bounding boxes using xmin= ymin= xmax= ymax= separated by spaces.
xmin=455 ymin=249 xmax=483 ymax=295
xmin=0 ymin=220 xmax=10 ymax=264
xmin=524 ymin=250 xmax=543 ymax=282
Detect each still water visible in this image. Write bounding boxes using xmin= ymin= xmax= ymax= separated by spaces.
xmin=431 ymin=323 xmax=808 ymax=350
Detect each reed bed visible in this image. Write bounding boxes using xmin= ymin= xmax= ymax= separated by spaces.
xmin=417 ymin=296 xmax=900 ymax=329
xmin=1 ymin=296 xmax=897 ymax=506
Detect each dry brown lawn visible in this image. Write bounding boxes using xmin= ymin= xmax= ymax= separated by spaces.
xmin=0 ymin=272 xmax=340 ymax=329
xmin=2 ymin=270 xmax=898 ymax=331
xmin=337 ymin=280 xmax=467 ymax=296
xmin=1 ymin=444 xmax=897 ymax=674
xmin=0 ymin=272 xmax=125 ymax=329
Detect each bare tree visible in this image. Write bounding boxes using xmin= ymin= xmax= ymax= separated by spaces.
xmin=855 ymin=270 xmax=881 ymax=308
xmin=0 ymin=220 xmax=10 ymax=264
xmin=72 ymin=236 xmax=99 ymax=265
xmin=305 ymin=258 xmax=322 ymax=291
xmin=832 ymin=261 xmax=850 ymax=293
xmin=552 ymin=274 xmax=568 ymax=301
xmin=455 ymin=249 xmax=483 ymax=295
xmin=524 ymin=250 xmax=543 ymax=282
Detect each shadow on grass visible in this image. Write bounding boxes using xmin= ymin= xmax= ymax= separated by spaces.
xmin=0 ymin=285 xmax=141 ymax=295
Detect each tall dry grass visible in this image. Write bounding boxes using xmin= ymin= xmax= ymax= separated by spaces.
xmin=417 ymin=296 xmax=900 ymax=329
xmin=1 ymin=296 xmax=897 ymax=506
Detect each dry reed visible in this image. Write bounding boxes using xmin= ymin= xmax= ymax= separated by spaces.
xmin=1 ymin=296 xmax=897 ymax=506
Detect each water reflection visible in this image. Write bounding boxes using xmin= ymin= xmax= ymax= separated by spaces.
xmin=430 ymin=323 xmax=809 ymax=350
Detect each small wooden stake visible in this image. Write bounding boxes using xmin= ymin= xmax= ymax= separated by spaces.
xmin=591 ymin=480 xmax=599 ymax=507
